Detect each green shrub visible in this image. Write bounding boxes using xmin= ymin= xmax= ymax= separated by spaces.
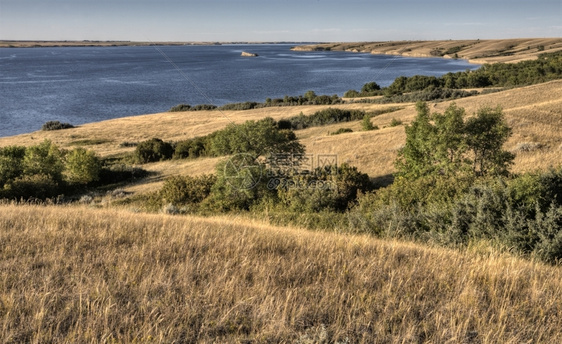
xmin=191 ymin=104 xmax=218 ymax=111
xmin=0 ymin=146 xmax=26 ymax=187
xmin=389 ymin=118 xmax=403 ymax=127
xmin=209 ymin=117 xmax=304 ymax=157
xmin=205 ymin=157 xmax=272 ymax=211
xmin=64 ymin=148 xmax=102 ymax=185
xmin=41 ymin=121 xmax=74 ymax=131
xmin=276 ymin=163 xmax=372 ymax=212
xmin=22 ymin=140 xmax=64 ymax=182
xmin=344 ymin=89 xmax=360 ymax=98
xmin=169 ymin=104 xmax=191 ymax=112
xmin=330 ymin=128 xmax=353 ymax=135
xmin=282 ymin=108 xmax=366 ymax=130
xmin=361 ymin=115 xmax=374 ymax=131
xmin=173 ymin=137 xmax=210 ymax=159
xmin=160 ymin=174 xmax=216 ymax=206
xmin=219 ymin=102 xmax=260 ymax=111
xmin=3 ymin=174 xmax=61 ymax=200
xmin=133 ymin=138 xmax=174 ymax=163
xmin=97 ymin=164 xmax=149 ymax=185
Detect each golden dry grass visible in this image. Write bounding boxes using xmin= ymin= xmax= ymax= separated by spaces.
xmin=1 ymin=204 xmax=561 ymax=343
xmin=1 ymin=81 xmax=561 ymax=194
xmin=293 ymin=38 xmax=562 ymax=64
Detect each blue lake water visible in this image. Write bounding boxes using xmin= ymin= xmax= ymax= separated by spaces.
xmin=0 ymin=44 xmax=478 ymax=137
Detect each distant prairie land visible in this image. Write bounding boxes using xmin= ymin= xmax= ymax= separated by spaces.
xmin=293 ymin=38 xmax=562 ymax=63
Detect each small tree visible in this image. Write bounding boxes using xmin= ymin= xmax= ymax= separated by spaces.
xmin=361 ymin=114 xmax=375 ymax=131
xmin=64 ymin=148 xmax=102 ymax=185
xmin=22 ymin=140 xmax=64 ymax=182
xmin=304 ymin=90 xmax=317 ymax=102
xmin=0 ymin=146 xmax=26 ymax=187
xmin=395 ymin=102 xmax=437 ymax=179
xmin=133 ymin=138 xmax=174 ymax=163
xmin=396 ymin=102 xmax=514 ymax=180
xmin=465 ymin=106 xmax=514 ymax=177
xmin=361 ymin=81 xmax=381 ymax=94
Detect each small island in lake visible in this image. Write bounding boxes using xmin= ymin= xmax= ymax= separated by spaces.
xmin=241 ymin=51 xmax=259 ymax=57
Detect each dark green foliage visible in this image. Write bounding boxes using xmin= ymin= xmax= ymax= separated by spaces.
xmin=173 ymin=137 xmax=210 ymax=159
xmin=97 ymin=164 xmax=149 ymax=186
xmin=133 ymin=138 xmax=174 ymax=163
xmin=0 ymin=139 xmax=148 ymax=200
xmin=160 ymin=174 xmax=216 ymax=206
xmin=345 ymin=82 xmax=384 ymax=98
xmin=353 ymin=169 xmax=562 ymax=264
xmin=282 ymin=108 xmax=367 ymax=130
xmin=385 ymin=51 xmax=562 ymax=93
xmin=41 ymin=121 xmax=74 ymax=131
xmin=169 ymin=104 xmax=192 ymax=112
xmin=4 ymin=174 xmax=61 ymax=199
xmin=330 ymin=128 xmax=353 ymax=135
xmin=358 ymin=88 xmax=478 ymax=104
xmin=219 ymin=102 xmax=260 ymax=111
xmin=444 ymin=46 xmax=463 ymax=55
xmin=344 ymin=89 xmax=360 ymax=98
xmin=169 ymin=91 xmax=343 ymax=113
xmin=205 ymin=157 xmax=272 ymax=211
xmin=276 ymin=163 xmax=373 ymax=212
xmin=191 ymin=104 xmax=218 ymax=111
xmin=0 ymin=146 xmax=26 ymax=187
xmin=389 ymin=118 xmax=403 ymax=127
xmin=361 ymin=81 xmax=381 ymax=93
xmin=464 ymin=106 xmax=514 ymax=177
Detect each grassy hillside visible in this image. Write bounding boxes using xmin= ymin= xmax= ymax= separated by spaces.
xmin=292 ymin=38 xmax=562 ymax=64
xmin=1 ymin=204 xmax=561 ymax=343
xmin=1 ymin=80 xmax=561 ymax=194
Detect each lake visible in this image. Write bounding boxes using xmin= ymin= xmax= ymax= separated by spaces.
xmin=0 ymin=44 xmax=478 ymax=137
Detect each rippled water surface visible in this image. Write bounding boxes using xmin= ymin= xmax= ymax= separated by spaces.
xmin=0 ymin=44 xmax=478 ymax=137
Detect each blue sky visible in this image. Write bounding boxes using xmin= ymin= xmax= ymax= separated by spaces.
xmin=0 ymin=0 xmax=560 ymax=41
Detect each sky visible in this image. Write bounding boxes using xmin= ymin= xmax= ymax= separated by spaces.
xmin=0 ymin=0 xmax=560 ymax=42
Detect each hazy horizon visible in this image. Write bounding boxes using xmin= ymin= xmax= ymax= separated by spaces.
xmin=1 ymin=0 xmax=561 ymax=42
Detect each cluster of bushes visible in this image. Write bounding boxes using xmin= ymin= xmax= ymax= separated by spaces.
xmin=41 ymin=121 xmax=74 ymax=131
xmin=344 ymin=81 xmax=383 ymax=98
xmin=385 ymin=50 xmax=562 ymax=95
xmin=168 ymin=91 xmax=342 ymax=113
xmin=133 ymin=117 xmax=304 ymax=163
xmin=344 ymin=51 xmax=562 ymax=102
xmin=153 ymin=161 xmax=373 ymax=216
xmin=169 ymin=104 xmax=218 ymax=112
xmin=134 ymin=108 xmax=404 ymax=164
xmin=129 ymin=101 xmax=562 ymax=264
xmin=354 ymin=87 xmax=479 ymax=104
xmin=279 ymin=108 xmax=368 ymax=130
xmin=0 ymin=140 xmax=147 ymax=200
xmin=352 ymin=169 xmax=562 ymax=264
xmin=345 ymin=102 xmax=562 ymax=264
xmin=330 ymin=128 xmax=353 ymax=135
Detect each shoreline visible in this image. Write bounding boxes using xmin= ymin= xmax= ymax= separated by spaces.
xmin=0 ymin=40 xmax=319 ymax=48
xmin=291 ymin=38 xmax=562 ymax=64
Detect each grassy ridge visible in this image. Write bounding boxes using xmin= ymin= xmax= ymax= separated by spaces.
xmin=1 ymin=204 xmax=561 ymax=343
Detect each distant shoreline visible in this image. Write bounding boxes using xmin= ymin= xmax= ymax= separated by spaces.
xmin=291 ymin=38 xmax=562 ymax=64
xmin=0 ymin=40 xmax=319 ymax=48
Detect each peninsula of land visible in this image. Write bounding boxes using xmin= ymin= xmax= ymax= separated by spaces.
xmin=292 ymin=38 xmax=562 ymax=64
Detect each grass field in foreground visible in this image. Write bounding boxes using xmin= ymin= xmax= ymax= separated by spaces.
xmin=1 ymin=204 xmax=561 ymax=343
